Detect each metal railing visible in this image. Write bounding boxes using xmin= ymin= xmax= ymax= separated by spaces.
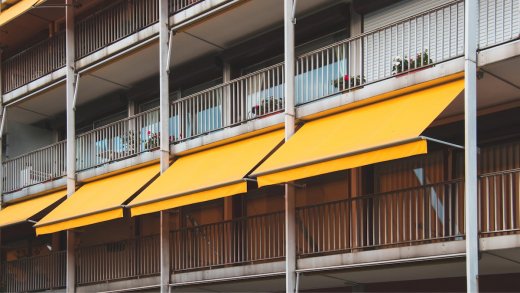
xmin=479 ymin=168 xmax=520 ymax=235
xmin=478 ymin=0 xmax=520 ymax=49
xmin=170 ymin=0 xmax=204 ymax=14
xmin=296 ymin=180 xmax=465 ymax=256
xmin=75 ymin=0 xmax=159 ymax=59
xmin=76 ymin=235 xmax=160 ymax=285
xmin=76 ymin=108 xmax=160 ymax=171
xmin=0 ymin=251 xmax=66 ymax=292
xmin=296 ymin=0 xmax=465 ymax=104
xmin=169 ymin=63 xmax=285 ymax=142
xmin=2 ymin=32 xmax=65 ymax=93
xmin=170 ymin=212 xmax=285 ymax=272
xmin=2 ymin=140 xmax=66 ymax=193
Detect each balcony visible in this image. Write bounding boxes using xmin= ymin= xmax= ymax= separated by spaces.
xmin=2 ymin=160 xmax=519 ymax=291
xmin=1 ymin=0 xmax=207 ymax=95
xmin=3 ymin=0 xmax=518 ymax=96
xmin=3 ymin=0 xmax=519 ymax=195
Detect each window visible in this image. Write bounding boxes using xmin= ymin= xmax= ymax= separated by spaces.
xmin=172 ymin=80 xmax=223 ymax=139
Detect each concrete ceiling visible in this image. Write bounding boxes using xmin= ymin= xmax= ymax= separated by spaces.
xmin=440 ymin=54 xmax=520 ymax=120
xmin=181 ymin=0 xmax=342 ymax=50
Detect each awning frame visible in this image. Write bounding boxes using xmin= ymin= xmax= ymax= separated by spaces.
xmin=33 ymin=205 xmax=123 ymax=228
xmin=251 ymin=136 xmax=462 ymax=178
xmin=126 ymin=178 xmax=247 ymax=209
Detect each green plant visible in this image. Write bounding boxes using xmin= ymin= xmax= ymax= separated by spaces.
xmin=143 ymin=131 xmax=175 ymax=150
xmin=392 ymin=49 xmax=433 ymax=75
xmin=332 ymin=74 xmax=366 ymax=88
xmin=144 ymin=131 xmax=160 ymax=149
xmin=252 ymin=97 xmax=283 ymax=116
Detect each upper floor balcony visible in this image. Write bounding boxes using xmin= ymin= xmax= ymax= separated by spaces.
xmin=1 ymin=0 xmax=520 ymax=196
xmin=0 ymin=0 xmax=224 ymax=97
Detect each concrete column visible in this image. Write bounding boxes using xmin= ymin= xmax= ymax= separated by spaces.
xmin=159 ymin=0 xmax=171 ymax=291
xmin=65 ymin=0 xmax=76 ymax=292
xmin=0 ymin=50 xmax=3 ymax=268
xmin=0 ymin=48 xmax=4 ymax=206
xmin=284 ymin=0 xmax=297 ymax=292
xmin=464 ymin=0 xmax=479 ymax=292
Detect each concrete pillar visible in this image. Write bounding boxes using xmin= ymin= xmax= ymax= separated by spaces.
xmin=65 ymin=0 xmax=76 ymax=292
xmin=0 ymin=48 xmax=4 ymax=205
xmin=159 ymin=0 xmax=171 ymax=291
xmin=284 ymin=0 xmax=297 ymax=292
xmin=0 ymin=49 xmax=3 ymax=271
xmin=464 ymin=0 xmax=479 ymax=291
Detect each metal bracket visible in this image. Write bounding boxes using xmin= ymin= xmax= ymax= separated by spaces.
xmin=295 ymin=272 xmax=301 ymax=293
xmin=166 ymin=30 xmax=175 ymax=75
xmin=420 ymin=136 xmax=464 ymax=149
xmin=245 ymin=177 xmax=305 ymax=188
xmin=32 ymin=0 xmax=80 ymax=8
xmin=0 ymin=107 xmax=6 ymax=135
xmin=72 ymin=73 xmax=80 ymax=111
xmin=291 ymin=0 xmax=298 ymax=24
xmin=279 ymin=182 xmax=306 ymax=189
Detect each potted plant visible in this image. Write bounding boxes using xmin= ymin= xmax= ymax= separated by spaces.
xmin=251 ymin=97 xmax=284 ymax=116
xmin=144 ymin=131 xmax=176 ymax=149
xmin=392 ymin=49 xmax=433 ymax=75
xmin=144 ymin=131 xmax=160 ymax=149
xmin=332 ymin=74 xmax=366 ymax=89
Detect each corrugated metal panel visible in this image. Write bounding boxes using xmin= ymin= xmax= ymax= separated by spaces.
xmin=362 ymin=0 xmax=464 ymax=82
xmin=479 ymin=0 xmax=520 ymax=49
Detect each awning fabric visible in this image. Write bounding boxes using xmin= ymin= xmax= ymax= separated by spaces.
xmin=252 ymin=79 xmax=464 ymax=187
xmin=0 ymin=190 xmax=66 ymax=228
xmin=0 ymin=0 xmax=43 ymax=27
xmin=35 ymin=164 xmax=159 ymax=235
xmin=128 ymin=130 xmax=285 ymax=217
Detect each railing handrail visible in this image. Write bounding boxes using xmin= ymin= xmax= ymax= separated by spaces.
xmin=75 ymin=0 xmax=127 ymax=27
xmin=2 ymin=31 xmax=65 ymax=65
xmin=170 ymin=210 xmax=285 ymax=233
xmin=77 ymin=234 xmax=159 ymax=252
xmin=172 ymin=62 xmax=285 ymax=104
xmin=296 ymin=178 xmax=464 ymax=211
xmin=298 ymin=0 xmax=464 ymax=60
xmin=4 ymin=250 xmax=66 ymax=263
xmin=479 ymin=167 xmax=520 ymax=178
xmin=3 ymin=140 xmax=67 ymax=164
xmin=75 ymin=107 xmax=159 ymax=138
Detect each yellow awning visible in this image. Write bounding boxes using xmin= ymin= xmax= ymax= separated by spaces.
xmin=252 ymin=79 xmax=464 ymax=187
xmin=35 ymin=164 xmax=160 ymax=235
xmin=128 ymin=130 xmax=285 ymax=216
xmin=0 ymin=190 xmax=66 ymax=228
xmin=0 ymin=0 xmax=44 ymax=27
